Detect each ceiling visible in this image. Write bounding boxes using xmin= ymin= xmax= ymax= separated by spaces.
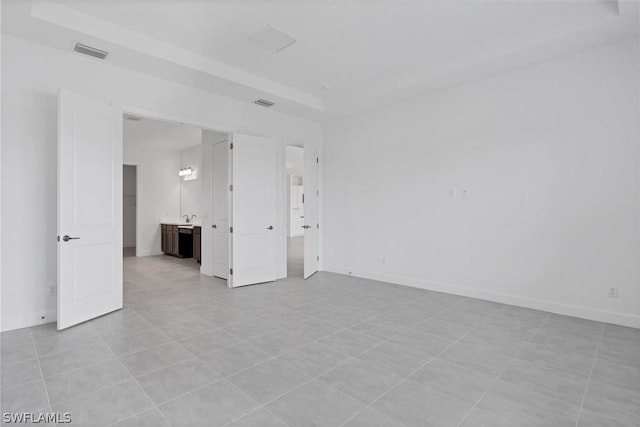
xmin=2 ymin=0 xmax=638 ymax=120
xmin=124 ymin=116 xmax=226 ymax=151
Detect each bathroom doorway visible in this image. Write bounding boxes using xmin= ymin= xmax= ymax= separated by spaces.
xmin=122 ymin=164 xmax=137 ymax=257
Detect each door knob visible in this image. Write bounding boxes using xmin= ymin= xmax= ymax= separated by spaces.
xmin=302 ymin=225 xmax=311 ymax=229
xmin=62 ymin=235 xmax=80 ymax=242
xmin=266 ymin=226 xmax=274 ymax=230
xmin=212 ymin=224 xmax=217 ymax=228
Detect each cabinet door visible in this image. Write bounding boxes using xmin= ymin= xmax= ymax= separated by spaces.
xmin=193 ymin=228 xmax=201 ymax=262
xmin=172 ymin=227 xmax=180 ymax=256
xmin=161 ymin=227 xmax=166 ymax=253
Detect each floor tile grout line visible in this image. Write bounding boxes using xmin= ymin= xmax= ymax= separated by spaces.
xmin=226 ymin=304 xmax=494 ymax=427
xmin=28 ymin=330 xmax=53 ymax=413
xmin=9 ymin=259 xmax=626 ymax=426
xmin=220 ymin=307 xmax=454 ymax=426
xmin=96 ymin=325 xmax=177 ymax=427
xmin=453 ymin=313 xmax=552 ymax=427
xmin=337 ymin=318 xmax=486 ymax=427
xmin=574 ymin=324 xmax=605 ymax=427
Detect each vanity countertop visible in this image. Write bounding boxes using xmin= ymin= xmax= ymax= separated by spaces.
xmin=160 ymin=218 xmax=202 ymax=227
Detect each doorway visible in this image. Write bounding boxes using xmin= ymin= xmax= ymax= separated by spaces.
xmin=58 ymin=89 xmax=296 ymax=328
xmin=286 ymin=146 xmax=305 ymax=277
xmin=122 ymin=165 xmax=137 ymax=257
xmin=121 ymin=115 xmax=223 ymax=273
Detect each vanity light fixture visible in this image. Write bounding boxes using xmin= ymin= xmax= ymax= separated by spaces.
xmin=178 ymin=167 xmax=193 ymax=177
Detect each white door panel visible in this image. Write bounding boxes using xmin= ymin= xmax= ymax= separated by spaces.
xmin=213 ymin=141 xmax=229 ymax=279
xmin=304 ymin=146 xmax=319 ymax=279
xmin=57 ymin=89 xmax=123 ymax=330
xmin=230 ymin=134 xmax=277 ymax=287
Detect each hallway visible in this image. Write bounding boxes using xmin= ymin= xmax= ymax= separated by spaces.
xmin=287 ymin=237 xmax=304 ymax=278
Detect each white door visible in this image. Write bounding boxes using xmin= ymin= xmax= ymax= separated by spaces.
xmin=57 ymin=89 xmax=123 ymax=330
xmin=213 ymin=140 xmax=230 ymax=279
xmin=304 ymin=146 xmax=319 ymax=278
xmin=230 ymin=133 xmax=277 ymax=287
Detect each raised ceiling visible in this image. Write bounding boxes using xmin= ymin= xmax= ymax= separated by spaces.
xmin=2 ymin=0 xmax=638 ymax=119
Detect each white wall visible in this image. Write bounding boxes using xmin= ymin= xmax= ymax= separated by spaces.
xmin=1 ymin=35 xmax=322 ymax=331
xmin=180 ymin=144 xmax=202 ymax=220
xmin=123 ymin=143 xmax=180 ymax=257
xmin=323 ymin=38 xmax=640 ymax=328
xmin=123 ymin=118 xmax=202 ymax=256
xmin=122 ymin=165 xmax=137 ymax=248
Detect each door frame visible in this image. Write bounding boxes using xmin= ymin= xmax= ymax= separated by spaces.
xmin=121 ymin=106 xmax=231 ymax=278
xmin=120 ymin=105 xmax=290 ymax=281
xmin=283 ymin=143 xmax=320 ymax=278
xmin=122 ymin=162 xmax=141 ymax=257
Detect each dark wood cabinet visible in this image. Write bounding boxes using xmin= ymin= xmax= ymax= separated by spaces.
xmin=193 ymin=226 xmax=201 ymax=263
xmin=161 ymin=224 xmax=167 ymax=253
xmin=172 ymin=227 xmax=180 ymax=256
xmin=161 ymin=224 xmax=195 ymax=258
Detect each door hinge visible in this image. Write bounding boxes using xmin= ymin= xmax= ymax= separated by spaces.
xmin=316 ymin=157 xmax=319 ymax=163
xmin=230 ymin=143 xmax=233 ymax=150
xmin=57 ymin=236 xmax=60 ymax=242
xmin=230 ymin=227 xmax=233 ymax=233
xmin=317 ymin=190 xmax=319 ymax=196
xmin=230 ymin=184 xmax=233 ymax=191
xmin=317 ymin=223 xmax=319 ymax=229
xmin=317 ymin=256 xmax=320 ymax=261
xmin=230 ymin=268 xmax=233 ymax=275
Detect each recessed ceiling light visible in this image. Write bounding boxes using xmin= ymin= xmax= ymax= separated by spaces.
xmin=248 ymin=25 xmax=296 ymax=54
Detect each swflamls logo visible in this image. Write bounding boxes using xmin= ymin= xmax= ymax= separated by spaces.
xmin=2 ymin=412 xmax=72 ymax=423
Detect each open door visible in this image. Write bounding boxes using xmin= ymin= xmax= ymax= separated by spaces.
xmin=230 ymin=133 xmax=277 ymax=287
xmin=212 ymin=140 xmax=230 ymax=279
xmin=303 ymin=146 xmax=319 ymax=278
xmin=57 ymin=89 xmax=123 ymax=329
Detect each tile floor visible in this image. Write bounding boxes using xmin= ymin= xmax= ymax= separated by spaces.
xmin=1 ymin=255 xmax=639 ymax=426
xmin=122 ymin=247 xmax=136 ymax=258
xmin=287 ymin=237 xmax=304 ymax=278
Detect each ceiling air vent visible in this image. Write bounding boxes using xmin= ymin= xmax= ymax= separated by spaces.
xmin=124 ymin=114 xmax=142 ymax=121
xmin=74 ymin=43 xmax=109 ymax=60
xmin=254 ymin=99 xmax=275 ymax=108
xmin=248 ymin=25 xmax=296 ymax=54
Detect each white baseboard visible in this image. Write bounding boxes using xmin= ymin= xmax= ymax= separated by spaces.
xmin=2 ymin=310 xmax=56 ymax=332
xmin=323 ymin=265 xmax=640 ymax=329
xmin=138 ymin=250 xmax=163 ymax=257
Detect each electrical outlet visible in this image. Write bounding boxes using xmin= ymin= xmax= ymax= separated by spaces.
xmin=49 ymin=285 xmax=56 ymax=296
xmin=608 ymin=287 xmax=618 ymax=298
xmin=448 ymin=189 xmax=455 ymax=199
xmin=381 ymin=257 xmax=386 ymax=265
xmin=461 ymin=188 xmax=469 ymax=199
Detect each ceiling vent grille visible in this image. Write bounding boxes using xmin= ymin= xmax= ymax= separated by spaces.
xmin=254 ymin=99 xmax=275 ymax=108
xmin=248 ymin=25 xmax=296 ymax=54
xmin=74 ymin=43 xmax=109 ymax=60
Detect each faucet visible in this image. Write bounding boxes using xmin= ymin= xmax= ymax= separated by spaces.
xmin=183 ymin=215 xmax=190 ymax=223
xmin=191 ymin=215 xmax=197 ymax=220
